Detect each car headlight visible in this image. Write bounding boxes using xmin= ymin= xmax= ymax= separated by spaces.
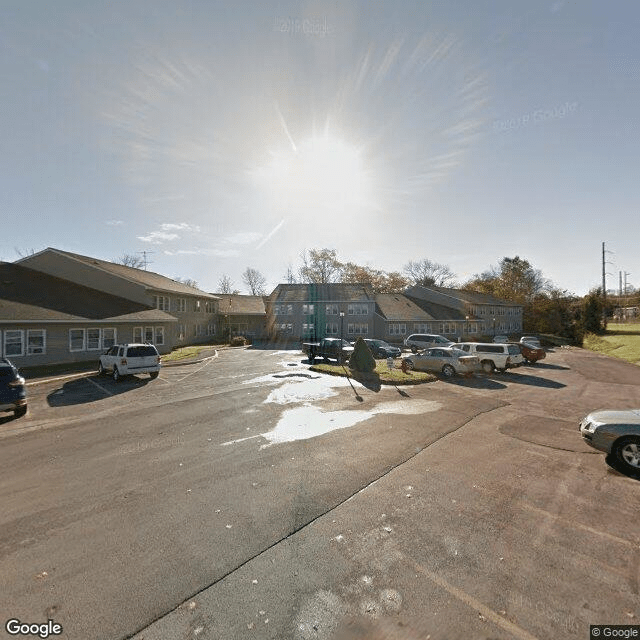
xmin=581 ymin=420 xmax=601 ymax=433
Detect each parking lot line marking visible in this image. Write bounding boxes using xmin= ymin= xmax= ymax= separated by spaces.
xmin=412 ymin=561 xmax=540 ymax=640
xmin=85 ymin=376 xmax=113 ymax=397
xmin=174 ymin=354 xmax=218 ymax=384
xmin=520 ymin=502 xmax=639 ymax=549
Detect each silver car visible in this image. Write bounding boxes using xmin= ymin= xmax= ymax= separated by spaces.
xmin=402 ymin=347 xmax=479 ymax=378
xmin=580 ymin=409 xmax=640 ymax=474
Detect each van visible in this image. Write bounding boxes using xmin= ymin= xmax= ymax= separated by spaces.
xmin=456 ymin=342 xmax=524 ymax=373
xmin=404 ymin=334 xmax=453 ymax=353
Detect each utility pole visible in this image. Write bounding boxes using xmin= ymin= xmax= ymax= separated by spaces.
xmin=602 ymin=242 xmax=607 ymax=327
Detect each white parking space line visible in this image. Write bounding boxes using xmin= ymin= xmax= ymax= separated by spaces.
xmin=174 ymin=353 xmax=218 ymax=384
xmin=84 ymin=376 xmax=114 ymax=397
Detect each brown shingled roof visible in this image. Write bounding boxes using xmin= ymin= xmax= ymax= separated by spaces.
xmin=0 ymin=263 xmax=176 ymax=323
xmin=214 ymin=294 xmax=266 ymax=315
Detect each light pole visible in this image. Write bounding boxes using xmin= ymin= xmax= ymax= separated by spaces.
xmin=492 ymin=317 xmax=496 ymax=336
xmin=340 ymin=311 xmax=345 ymax=342
xmin=465 ymin=315 xmax=469 ymax=339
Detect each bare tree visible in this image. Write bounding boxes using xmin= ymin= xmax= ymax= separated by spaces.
xmin=284 ymin=264 xmax=297 ymax=284
xmin=174 ymin=277 xmax=199 ymax=289
xmin=403 ymin=259 xmax=457 ymax=287
xmin=242 ymin=267 xmax=267 ymax=295
xmin=115 ymin=253 xmax=145 ymax=269
xmin=14 ymin=247 xmax=39 ymax=259
xmin=217 ymin=274 xmax=239 ymax=295
xmin=298 ymin=248 xmax=343 ymax=284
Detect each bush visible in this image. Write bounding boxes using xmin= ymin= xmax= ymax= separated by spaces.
xmin=230 ymin=336 xmax=247 ymax=347
xmin=349 ymin=337 xmax=376 ymax=373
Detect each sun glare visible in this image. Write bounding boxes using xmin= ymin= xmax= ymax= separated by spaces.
xmin=256 ymin=134 xmax=375 ymax=217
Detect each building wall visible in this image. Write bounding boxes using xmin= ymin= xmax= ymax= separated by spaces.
xmin=270 ymin=300 xmax=375 ymax=341
xmin=149 ymin=291 xmax=218 ymax=345
xmin=0 ymin=322 xmax=176 ymax=367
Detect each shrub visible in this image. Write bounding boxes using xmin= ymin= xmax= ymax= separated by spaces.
xmin=230 ymin=336 xmax=247 ymax=347
xmin=349 ymin=337 xmax=376 ymax=373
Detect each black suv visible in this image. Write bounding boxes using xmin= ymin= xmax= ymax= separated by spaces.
xmin=0 ymin=358 xmax=27 ymax=418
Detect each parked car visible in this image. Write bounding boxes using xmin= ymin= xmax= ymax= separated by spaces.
xmin=580 ymin=409 xmax=640 ymax=474
xmin=518 ymin=341 xmax=546 ymax=364
xmin=404 ymin=334 xmax=453 ymax=353
xmin=0 ymin=357 xmax=27 ymax=418
xmin=493 ymin=335 xmax=510 ymax=343
xmin=362 ymin=339 xmax=402 ymax=359
xmin=455 ymin=342 xmax=524 ymax=373
xmin=99 ymin=343 xmax=161 ymax=381
xmin=520 ymin=335 xmax=542 ymax=348
xmin=402 ymin=347 xmax=479 ymax=377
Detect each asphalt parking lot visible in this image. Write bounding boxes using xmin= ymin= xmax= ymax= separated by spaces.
xmin=1 ymin=346 xmax=639 ymax=640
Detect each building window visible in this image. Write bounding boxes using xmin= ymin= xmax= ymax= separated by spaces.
xmin=388 ymin=324 xmax=406 ymax=336
xmin=347 ymin=323 xmax=368 ymax=335
xmin=69 ymin=329 xmax=86 ymax=352
xmin=133 ymin=327 xmax=143 ymax=343
xmin=154 ymin=295 xmax=170 ymax=311
xmin=326 ymin=323 xmax=339 ymax=335
xmin=326 ymin=304 xmax=339 ymax=315
xmin=27 ymin=330 xmax=46 ymax=355
xmin=205 ymin=301 xmax=216 ymax=313
xmin=5 ymin=330 xmax=24 ymax=357
xmin=177 ymin=325 xmax=186 ymax=341
xmin=278 ymin=323 xmax=293 ymax=333
xmin=348 ymin=303 xmax=369 ymax=315
xmin=155 ymin=327 xmax=165 ymax=345
xmin=302 ymin=323 xmax=315 ymax=335
xmin=302 ymin=304 xmax=315 ymax=315
xmin=87 ymin=328 xmax=101 ymax=350
xmin=207 ymin=323 xmax=216 ymax=336
xmin=176 ymin=298 xmax=187 ymax=313
xmin=442 ymin=323 xmax=457 ymax=334
xmin=194 ymin=299 xmax=202 ymax=312
xmin=102 ymin=328 xmax=116 ymax=349
xmin=144 ymin=327 xmax=154 ymax=343
xmin=414 ymin=323 xmax=429 ymax=333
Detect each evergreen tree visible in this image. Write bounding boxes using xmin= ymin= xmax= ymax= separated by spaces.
xmin=349 ymin=337 xmax=377 ymax=373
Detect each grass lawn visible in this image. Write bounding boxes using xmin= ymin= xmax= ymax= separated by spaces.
xmin=161 ymin=345 xmax=216 ymax=362
xmin=310 ymin=360 xmax=437 ymax=385
xmin=583 ymin=323 xmax=640 ymax=366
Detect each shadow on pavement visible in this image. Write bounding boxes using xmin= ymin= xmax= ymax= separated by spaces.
xmin=531 ymin=362 xmax=571 ymax=371
xmin=605 ymin=453 xmax=640 ymax=481
xmin=445 ymin=376 xmax=507 ymax=390
xmin=47 ymin=375 xmax=152 ymax=407
xmin=492 ymin=371 xmax=566 ymax=388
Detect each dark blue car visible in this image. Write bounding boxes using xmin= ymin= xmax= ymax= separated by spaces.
xmin=362 ymin=339 xmax=402 ymax=359
xmin=0 ymin=358 xmax=27 ymax=418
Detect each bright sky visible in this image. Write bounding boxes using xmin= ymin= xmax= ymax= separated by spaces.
xmin=2 ymin=1 xmax=638 ymax=296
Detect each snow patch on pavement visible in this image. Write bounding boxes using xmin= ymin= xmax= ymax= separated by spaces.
xmin=259 ymin=398 xmax=441 ymax=447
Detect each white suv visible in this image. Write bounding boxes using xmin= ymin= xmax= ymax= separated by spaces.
xmin=99 ymin=343 xmax=161 ymax=381
xmin=456 ymin=342 xmax=524 ymax=373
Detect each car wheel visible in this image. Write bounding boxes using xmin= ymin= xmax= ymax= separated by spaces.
xmin=14 ymin=405 xmax=27 ymax=418
xmin=98 ymin=363 xmax=106 ymax=376
xmin=149 ymin=371 xmax=159 ymax=379
xmin=113 ymin=367 xmax=121 ymax=382
xmin=411 ymin=346 xmax=418 ymax=353
xmin=404 ymin=359 xmax=414 ymax=370
xmin=614 ymin=437 xmax=640 ymax=473
xmin=441 ymin=364 xmax=455 ymax=378
xmin=481 ymin=360 xmax=495 ymax=373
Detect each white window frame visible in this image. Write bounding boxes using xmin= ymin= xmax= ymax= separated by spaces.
xmin=347 ymin=323 xmax=368 ymax=335
xmin=326 ymin=322 xmax=339 ymax=335
xmin=155 ymin=295 xmax=170 ymax=311
xmin=69 ymin=329 xmax=86 ymax=352
xmin=26 ymin=329 xmax=46 ymax=355
xmin=388 ymin=323 xmax=406 ymax=336
xmin=176 ymin=298 xmax=187 ymax=313
xmin=87 ymin=328 xmax=101 ymax=350
xmin=326 ymin=304 xmax=339 ymax=315
xmin=101 ymin=328 xmax=116 ymax=349
xmin=5 ymin=330 xmax=25 ymax=357
xmin=144 ymin=327 xmax=154 ymax=343
xmin=133 ymin=327 xmax=143 ymax=343
xmin=348 ymin=303 xmax=369 ymax=316
xmin=154 ymin=327 xmax=164 ymax=346
xmin=302 ymin=304 xmax=315 ymax=315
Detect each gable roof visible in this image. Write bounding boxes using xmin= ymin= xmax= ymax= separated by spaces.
xmin=406 ymin=284 xmax=522 ymax=307
xmin=375 ymin=294 xmax=436 ymax=321
xmin=18 ymin=248 xmax=218 ymax=299
xmin=0 ymin=263 xmax=176 ymax=323
xmin=214 ymin=294 xmax=266 ymax=315
xmin=269 ymin=283 xmax=375 ymax=303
